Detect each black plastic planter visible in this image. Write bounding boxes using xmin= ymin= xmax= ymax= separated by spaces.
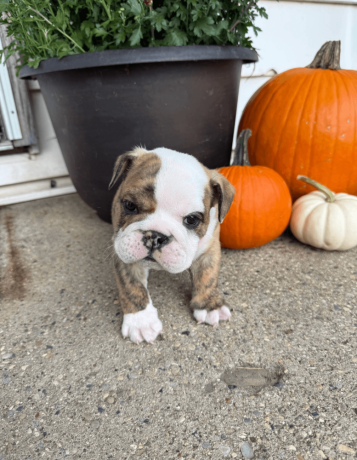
xmin=20 ymin=46 xmax=258 ymax=222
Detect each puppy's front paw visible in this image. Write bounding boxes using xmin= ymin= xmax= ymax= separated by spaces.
xmin=122 ymin=302 xmax=163 ymax=344
xmin=193 ymin=306 xmax=231 ymax=327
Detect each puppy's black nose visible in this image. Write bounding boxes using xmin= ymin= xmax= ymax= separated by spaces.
xmin=142 ymin=231 xmax=170 ymax=250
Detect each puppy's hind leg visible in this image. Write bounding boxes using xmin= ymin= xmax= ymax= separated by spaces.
xmin=189 ymin=238 xmax=231 ymax=327
xmin=114 ymin=256 xmax=162 ymax=344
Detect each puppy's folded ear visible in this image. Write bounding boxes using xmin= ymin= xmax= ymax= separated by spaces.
xmin=210 ymin=170 xmax=235 ymax=223
xmin=108 ymin=147 xmax=147 ymax=190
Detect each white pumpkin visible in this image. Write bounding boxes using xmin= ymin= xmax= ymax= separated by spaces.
xmin=290 ymin=175 xmax=357 ymax=251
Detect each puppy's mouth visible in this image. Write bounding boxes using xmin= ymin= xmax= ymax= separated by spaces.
xmin=144 ymin=255 xmax=156 ymax=262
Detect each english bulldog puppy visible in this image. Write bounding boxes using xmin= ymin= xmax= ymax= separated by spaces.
xmin=109 ymin=147 xmax=235 ymax=344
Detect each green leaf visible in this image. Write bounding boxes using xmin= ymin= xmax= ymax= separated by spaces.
xmin=81 ymin=20 xmax=95 ymax=37
xmin=94 ymin=25 xmax=109 ymax=37
xmin=170 ymin=17 xmax=181 ymax=28
xmin=129 ymin=26 xmax=142 ymax=46
xmin=193 ymin=17 xmax=216 ymax=37
xmin=55 ymin=10 xmax=67 ymax=30
xmin=93 ymin=4 xmax=100 ymax=21
xmin=151 ymin=11 xmax=168 ymax=32
xmin=164 ymin=29 xmax=188 ymax=46
xmin=27 ymin=57 xmax=42 ymax=69
xmin=71 ymin=30 xmax=84 ymax=47
xmin=128 ymin=0 xmax=142 ymax=16
xmin=115 ymin=30 xmax=126 ymax=45
xmin=0 ymin=0 xmax=9 ymax=13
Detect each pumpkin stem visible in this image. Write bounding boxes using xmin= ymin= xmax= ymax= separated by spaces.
xmin=306 ymin=41 xmax=341 ymax=70
xmin=297 ymin=175 xmax=336 ymax=202
xmin=233 ymin=129 xmax=252 ymax=166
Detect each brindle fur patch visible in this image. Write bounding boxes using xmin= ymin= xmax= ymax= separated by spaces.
xmin=114 ymin=255 xmax=149 ymax=313
xmin=192 ymin=186 xmax=213 ymax=239
xmin=192 ymin=166 xmax=234 ymax=240
xmin=112 ymin=150 xmax=162 ymax=233
xmin=189 ymin=224 xmax=226 ymax=312
xmin=206 ymin=168 xmax=235 ymax=224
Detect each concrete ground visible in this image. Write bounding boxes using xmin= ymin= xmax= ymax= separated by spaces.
xmin=0 ymin=194 xmax=356 ymax=460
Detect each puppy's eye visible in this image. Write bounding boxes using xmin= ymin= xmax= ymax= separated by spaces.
xmin=183 ymin=214 xmax=201 ymax=229
xmin=123 ymin=200 xmax=138 ymax=215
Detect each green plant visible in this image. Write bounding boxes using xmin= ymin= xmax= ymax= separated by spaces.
xmin=0 ymin=0 xmax=267 ymax=69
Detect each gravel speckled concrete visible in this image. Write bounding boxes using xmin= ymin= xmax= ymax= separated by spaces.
xmin=0 ymin=194 xmax=356 ymax=460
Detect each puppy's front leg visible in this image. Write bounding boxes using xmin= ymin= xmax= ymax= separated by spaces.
xmin=190 ymin=238 xmax=231 ymax=327
xmin=114 ymin=256 xmax=162 ymax=344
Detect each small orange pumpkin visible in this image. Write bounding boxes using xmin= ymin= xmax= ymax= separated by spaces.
xmin=218 ymin=130 xmax=292 ymax=249
xmin=238 ymin=41 xmax=357 ymax=201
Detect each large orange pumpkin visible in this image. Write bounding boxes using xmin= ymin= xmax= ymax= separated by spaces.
xmin=218 ymin=130 xmax=292 ymax=249
xmin=238 ymin=41 xmax=357 ymax=201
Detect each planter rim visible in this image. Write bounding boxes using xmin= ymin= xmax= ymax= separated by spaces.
xmin=19 ymin=45 xmax=258 ymax=80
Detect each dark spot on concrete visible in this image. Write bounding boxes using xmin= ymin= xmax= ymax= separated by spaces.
xmin=220 ymin=364 xmax=284 ymax=394
xmin=204 ymin=382 xmax=215 ymax=393
xmin=0 ymin=214 xmax=29 ymax=300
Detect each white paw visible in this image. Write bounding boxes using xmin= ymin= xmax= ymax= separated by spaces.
xmin=193 ymin=306 xmax=231 ymax=327
xmin=122 ymin=301 xmax=163 ymax=344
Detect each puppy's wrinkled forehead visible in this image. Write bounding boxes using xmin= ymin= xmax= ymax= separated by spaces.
xmin=149 ymin=148 xmax=208 ymax=215
xmin=117 ymin=147 xmax=209 ymax=208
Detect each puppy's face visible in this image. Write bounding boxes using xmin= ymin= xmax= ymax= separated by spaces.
xmin=111 ymin=148 xmax=235 ymax=274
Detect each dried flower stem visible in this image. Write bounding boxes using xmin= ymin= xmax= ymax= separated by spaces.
xmin=229 ymin=19 xmax=241 ymax=33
